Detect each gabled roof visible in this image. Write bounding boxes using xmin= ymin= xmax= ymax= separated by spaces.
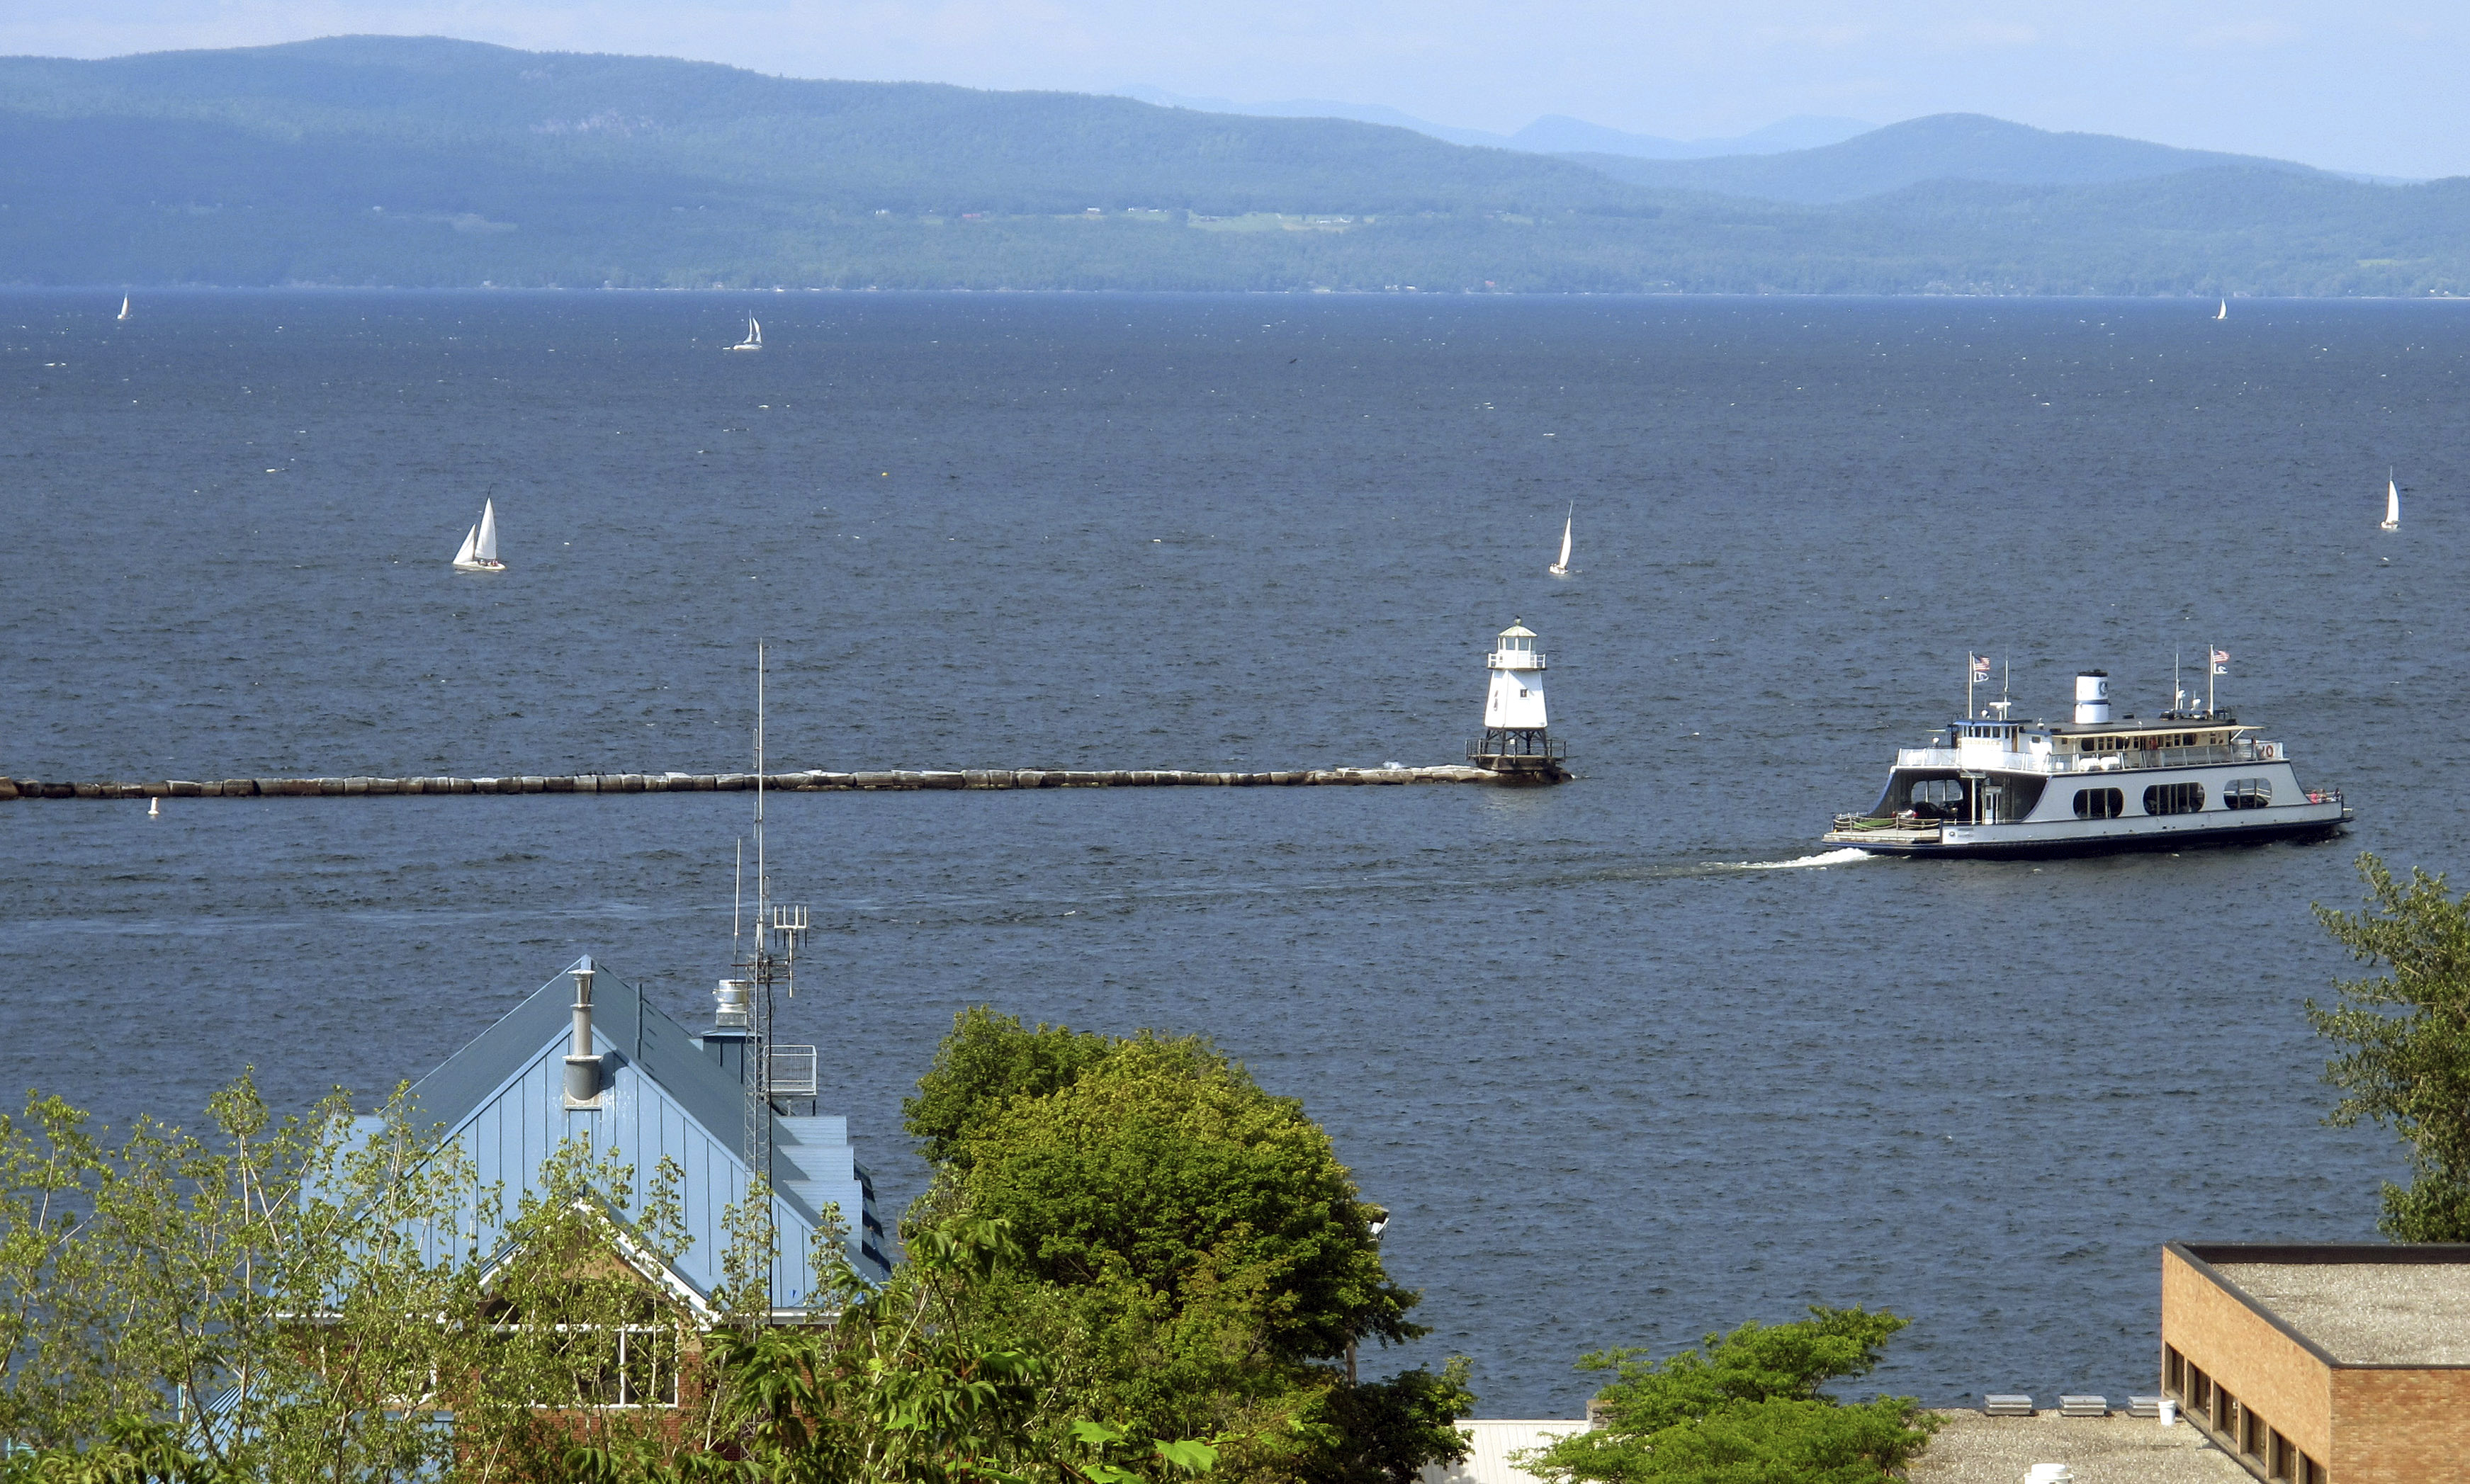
xmin=398 ymin=958 xmax=886 ymax=1301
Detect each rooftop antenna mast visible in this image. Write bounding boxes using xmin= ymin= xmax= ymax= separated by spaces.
xmin=731 ymin=640 xmax=808 ymax=1322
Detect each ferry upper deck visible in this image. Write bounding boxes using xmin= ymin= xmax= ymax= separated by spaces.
xmin=1907 ymin=715 xmax=2289 ymax=777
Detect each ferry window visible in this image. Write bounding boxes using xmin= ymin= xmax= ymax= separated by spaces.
xmin=1910 ymin=778 xmax=1964 ymax=813
xmin=2226 ymin=778 xmax=2272 ymax=809
xmin=2144 ymin=782 xmax=2205 ymax=815
xmin=2073 ymin=787 xmax=2123 ymax=819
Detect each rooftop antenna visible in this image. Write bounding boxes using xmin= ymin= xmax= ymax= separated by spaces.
xmin=726 ymin=640 xmax=808 ymax=1324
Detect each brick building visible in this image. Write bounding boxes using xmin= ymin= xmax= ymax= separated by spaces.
xmin=2160 ymin=1241 xmax=2470 ymax=1484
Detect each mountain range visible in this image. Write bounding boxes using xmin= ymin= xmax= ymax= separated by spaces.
xmin=1110 ymin=86 xmax=1873 ymax=160
xmin=0 ymin=36 xmax=2462 ymax=295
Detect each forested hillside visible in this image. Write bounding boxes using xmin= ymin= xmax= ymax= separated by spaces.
xmin=1 ymin=36 xmax=2464 ymax=295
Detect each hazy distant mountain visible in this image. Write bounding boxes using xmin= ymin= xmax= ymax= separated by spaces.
xmin=1566 ymin=113 xmax=2330 ymax=203
xmin=1115 ymin=86 xmax=1869 ymax=159
xmin=1 ymin=38 xmax=2465 ymax=295
xmin=1108 ymin=86 xmax=1511 ymax=149
xmin=1504 ymin=113 xmax=1871 ymax=159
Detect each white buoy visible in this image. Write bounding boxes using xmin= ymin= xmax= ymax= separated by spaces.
xmin=147 ymin=796 xmax=160 ymax=817
xmin=1467 ymin=619 xmax=1564 ymax=778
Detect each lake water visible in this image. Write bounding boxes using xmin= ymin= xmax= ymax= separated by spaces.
xmin=4 ymin=290 xmax=2467 ymax=1414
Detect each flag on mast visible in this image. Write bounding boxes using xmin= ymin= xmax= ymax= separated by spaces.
xmin=2211 ymin=647 xmax=2230 ymax=675
xmin=1970 ymin=655 xmax=1992 ymax=682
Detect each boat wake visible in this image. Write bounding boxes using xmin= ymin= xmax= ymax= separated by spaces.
xmin=1717 ymin=848 xmax=1872 ymax=871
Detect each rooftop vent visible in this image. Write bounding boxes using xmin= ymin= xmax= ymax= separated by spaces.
xmin=563 ymin=958 xmax=602 ymax=1109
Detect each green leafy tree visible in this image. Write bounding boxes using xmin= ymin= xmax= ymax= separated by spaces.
xmin=2309 ymin=852 xmax=2470 ymax=1240
xmin=455 ymin=1139 xmax=708 ymax=1484
xmin=904 ymin=1010 xmax=1471 ymax=1484
xmin=0 ymin=1076 xmax=486 ymax=1484
xmin=1517 ymin=1308 xmax=1936 ymax=1484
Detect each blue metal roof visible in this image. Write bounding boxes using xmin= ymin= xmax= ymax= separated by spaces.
xmin=400 ymin=958 xmax=888 ymax=1303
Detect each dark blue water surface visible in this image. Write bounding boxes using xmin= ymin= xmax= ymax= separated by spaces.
xmin=6 ymin=290 xmax=2469 ymax=1413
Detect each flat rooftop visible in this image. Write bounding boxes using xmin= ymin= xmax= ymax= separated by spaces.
xmin=1907 ymin=1412 xmax=2248 ymax=1484
xmin=2214 ymin=1261 xmax=2470 ymax=1365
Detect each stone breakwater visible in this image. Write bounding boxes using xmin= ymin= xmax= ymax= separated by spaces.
xmin=0 ymin=766 xmax=1547 ymax=800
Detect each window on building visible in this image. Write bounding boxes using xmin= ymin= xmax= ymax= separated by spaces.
xmin=2242 ymin=1405 xmax=2263 ymax=1458
xmin=2073 ymin=787 xmax=2124 ymax=819
xmin=2144 ymin=781 xmax=2205 ymax=815
xmin=491 ymin=1324 xmax=682 ymax=1410
xmin=2164 ymin=1345 xmax=2184 ymax=1395
xmin=2217 ymin=1387 xmax=2235 ymax=1434
xmin=2301 ymin=1454 xmax=2325 ymax=1484
xmin=2269 ymin=1430 xmax=2293 ymax=1480
xmin=2225 ymin=778 xmax=2272 ymax=809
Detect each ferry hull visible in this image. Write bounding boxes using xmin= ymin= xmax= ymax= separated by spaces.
xmin=1825 ymin=806 xmax=2349 ymax=860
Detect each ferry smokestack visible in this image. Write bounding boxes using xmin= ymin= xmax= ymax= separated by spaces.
xmin=2074 ymin=671 xmax=2111 ymax=725
xmin=564 ymin=958 xmax=602 ymax=1106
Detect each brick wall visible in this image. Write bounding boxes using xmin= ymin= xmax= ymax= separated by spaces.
xmin=2331 ymin=1367 xmax=2470 ymax=1484
xmin=2160 ymin=1247 xmax=2333 ymax=1468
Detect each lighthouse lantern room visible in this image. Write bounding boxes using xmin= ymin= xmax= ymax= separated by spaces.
xmin=1468 ymin=620 xmax=1568 ymax=780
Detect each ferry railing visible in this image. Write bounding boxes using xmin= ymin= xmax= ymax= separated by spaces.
xmin=1892 ymin=742 xmax=2267 ymax=775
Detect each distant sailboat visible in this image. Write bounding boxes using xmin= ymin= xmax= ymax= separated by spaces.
xmin=452 ymin=499 xmax=506 ymax=572
xmin=117 ymin=295 xmax=130 ymax=322
xmin=729 ymin=318 xmax=762 ymax=351
xmin=2382 ymin=470 xmax=2401 ymax=532
xmin=1547 ymin=503 xmax=1573 ymax=577
xmin=2215 ymin=300 xmax=2227 ymax=321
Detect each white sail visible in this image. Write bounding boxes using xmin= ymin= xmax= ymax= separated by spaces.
xmin=2384 ymin=475 xmax=2401 ymax=531
xmin=730 ymin=317 xmax=762 ymax=351
xmin=117 ymin=295 xmax=130 ymax=322
xmin=2216 ymin=300 xmax=2227 ymax=320
xmin=1549 ymin=505 xmax=1572 ymax=574
xmin=475 ymin=499 xmax=500 ymax=561
xmin=452 ymin=524 xmax=478 ymax=566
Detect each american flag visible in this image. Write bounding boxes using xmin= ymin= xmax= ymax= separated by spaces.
xmin=2212 ymin=647 xmax=2230 ymax=675
xmin=1970 ymin=655 xmax=1991 ymax=680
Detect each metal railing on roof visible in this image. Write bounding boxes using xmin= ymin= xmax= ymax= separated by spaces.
xmin=769 ymin=1046 xmax=818 ymax=1098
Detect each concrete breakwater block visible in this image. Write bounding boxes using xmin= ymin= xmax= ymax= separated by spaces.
xmin=0 ymin=761 xmax=1548 ymax=800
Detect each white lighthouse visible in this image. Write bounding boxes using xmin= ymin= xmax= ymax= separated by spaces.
xmin=1468 ymin=620 xmax=1567 ymax=778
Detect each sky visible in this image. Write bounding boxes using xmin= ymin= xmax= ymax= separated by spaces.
xmin=6 ymin=1 xmax=2468 ymax=179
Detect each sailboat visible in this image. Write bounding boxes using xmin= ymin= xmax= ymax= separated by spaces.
xmin=2215 ymin=300 xmax=2227 ymax=321
xmin=451 ymin=499 xmax=506 ymax=572
xmin=1547 ymin=503 xmax=1574 ymax=576
xmin=117 ymin=295 xmax=130 ymax=322
xmin=2382 ymin=470 xmax=2401 ymax=531
xmin=729 ymin=318 xmax=762 ymax=352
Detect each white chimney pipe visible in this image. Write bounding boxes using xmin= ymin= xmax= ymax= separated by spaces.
xmin=2073 ymin=671 xmax=2111 ymax=725
xmin=564 ymin=958 xmax=601 ymax=1106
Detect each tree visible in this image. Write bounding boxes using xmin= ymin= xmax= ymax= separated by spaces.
xmin=1517 ymin=1308 xmax=1937 ymax=1484
xmin=903 ymin=1010 xmax=1471 ymax=1484
xmin=2308 ymin=851 xmax=2470 ymax=1240
xmin=0 ymin=1075 xmax=485 ymax=1483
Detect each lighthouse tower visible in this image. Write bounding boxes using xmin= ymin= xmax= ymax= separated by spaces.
xmin=1468 ymin=620 xmax=1567 ymax=779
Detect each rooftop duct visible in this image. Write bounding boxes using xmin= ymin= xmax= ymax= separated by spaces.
xmin=563 ymin=958 xmax=602 ymax=1108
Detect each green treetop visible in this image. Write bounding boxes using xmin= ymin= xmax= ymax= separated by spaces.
xmin=1518 ymin=1308 xmax=1937 ymax=1484
xmin=2310 ymin=851 xmax=2470 ymax=1240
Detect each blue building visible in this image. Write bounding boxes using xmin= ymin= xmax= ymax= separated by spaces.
xmin=383 ymin=956 xmax=889 ymax=1308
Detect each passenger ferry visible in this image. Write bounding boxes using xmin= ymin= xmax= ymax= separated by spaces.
xmin=1825 ymin=670 xmax=2350 ymax=858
